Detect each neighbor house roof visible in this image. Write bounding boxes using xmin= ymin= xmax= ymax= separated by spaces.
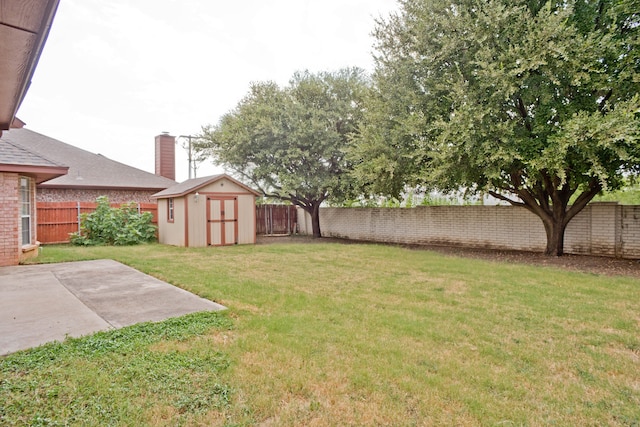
xmin=0 ymin=138 xmax=68 ymax=183
xmin=0 ymin=0 xmax=60 ymax=132
xmin=0 ymin=128 xmax=177 ymax=190
xmin=153 ymin=174 xmax=261 ymax=199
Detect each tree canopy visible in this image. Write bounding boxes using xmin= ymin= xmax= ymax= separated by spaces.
xmin=197 ymin=68 xmax=369 ymax=237
xmin=352 ymin=0 xmax=640 ymax=255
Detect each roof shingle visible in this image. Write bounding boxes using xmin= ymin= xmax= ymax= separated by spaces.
xmin=0 ymin=139 xmax=64 ymax=168
xmin=0 ymin=128 xmax=176 ymax=190
xmin=0 ymin=137 xmax=68 ymax=183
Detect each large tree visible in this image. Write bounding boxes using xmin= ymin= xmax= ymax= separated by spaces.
xmin=352 ymin=0 xmax=640 ymax=255
xmin=198 ymin=68 xmax=368 ymax=237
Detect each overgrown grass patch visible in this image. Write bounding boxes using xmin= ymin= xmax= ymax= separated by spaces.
xmin=1 ymin=311 xmax=233 ymax=426
xmin=9 ymin=241 xmax=640 ymax=425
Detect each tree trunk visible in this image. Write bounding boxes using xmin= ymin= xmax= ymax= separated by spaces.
xmin=289 ymin=197 xmax=324 ymax=238
xmin=310 ymin=203 xmax=321 ymax=238
xmin=542 ymin=217 xmax=567 ymax=256
xmin=492 ymin=174 xmax=602 ymax=257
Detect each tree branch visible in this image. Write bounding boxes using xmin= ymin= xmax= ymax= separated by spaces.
xmin=540 ymin=170 xmax=561 ymax=212
xmin=565 ymin=180 xmax=602 ymax=225
xmin=505 ymin=171 xmax=554 ymax=220
xmin=227 ymin=168 xmax=268 ymax=195
xmin=533 ymin=180 xmax=550 ymax=212
xmin=599 ymin=89 xmax=613 ymax=113
xmin=516 ymin=96 xmax=533 ymax=132
xmin=488 ymin=190 xmax=525 ymax=206
xmin=594 ymin=0 xmax=606 ymax=30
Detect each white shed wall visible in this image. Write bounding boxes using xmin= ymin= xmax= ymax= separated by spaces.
xmin=187 ymin=193 xmax=207 ymax=247
xmin=159 ymin=177 xmax=257 ymax=247
xmin=158 ymin=197 xmax=186 ymax=246
xmin=237 ymin=194 xmax=256 ymax=244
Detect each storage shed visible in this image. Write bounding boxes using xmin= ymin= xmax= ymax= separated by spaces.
xmin=152 ymin=174 xmax=260 ymax=247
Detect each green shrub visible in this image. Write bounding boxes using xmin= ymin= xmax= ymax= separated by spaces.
xmin=70 ymin=196 xmax=157 ymax=246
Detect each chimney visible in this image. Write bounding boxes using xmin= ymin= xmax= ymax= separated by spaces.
xmin=155 ymin=132 xmax=175 ymax=180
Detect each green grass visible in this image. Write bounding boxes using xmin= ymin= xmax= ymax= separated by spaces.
xmin=593 ymin=181 xmax=640 ymax=205
xmin=3 ymin=241 xmax=640 ymax=426
xmin=1 ymin=311 xmax=233 ymax=426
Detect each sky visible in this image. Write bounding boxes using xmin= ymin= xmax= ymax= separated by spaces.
xmin=17 ymin=0 xmax=399 ymax=182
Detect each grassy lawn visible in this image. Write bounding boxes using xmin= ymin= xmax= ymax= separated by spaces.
xmin=2 ymin=240 xmax=639 ymax=426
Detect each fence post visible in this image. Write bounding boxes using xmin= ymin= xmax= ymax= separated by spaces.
xmin=77 ymin=201 xmax=81 ymax=235
xmin=137 ymin=203 xmax=141 ymax=214
xmin=615 ymin=204 xmax=623 ymax=257
xmin=264 ymin=205 xmax=268 ymax=235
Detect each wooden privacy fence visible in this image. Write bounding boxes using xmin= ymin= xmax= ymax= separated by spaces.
xmin=38 ymin=202 xmax=296 ymax=244
xmin=37 ymin=202 xmax=158 ymax=244
xmin=256 ymin=204 xmax=297 ymax=235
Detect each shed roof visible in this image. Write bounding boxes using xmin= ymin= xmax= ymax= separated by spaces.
xmin=0 ymin=139 xmax=68 ymax=183
xmin=0 ymin=128 xmax=176 ymax=190
xmin=153 ymin=174 xmax=261 ymax=199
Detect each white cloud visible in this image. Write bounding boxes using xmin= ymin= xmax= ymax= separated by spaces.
xmin=18 ymin=0 xmax=399 ymax=182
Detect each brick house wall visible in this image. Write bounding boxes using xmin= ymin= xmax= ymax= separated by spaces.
xmin=0 ymin=173 xmax=38 ymax=266
xmin=37 ymin=188 xmax=159 ymax=203
xmin=0 ymin=173 xmax=20 ymax=266
xmin=297 ymin=203 xmax=640 ymax=259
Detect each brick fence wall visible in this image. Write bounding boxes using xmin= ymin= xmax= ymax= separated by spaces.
xmin=297 ymin=203 xmax=640 ymax=259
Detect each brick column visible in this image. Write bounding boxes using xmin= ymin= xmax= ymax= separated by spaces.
xmin=0 ymin=173 xmax=20 ymax=266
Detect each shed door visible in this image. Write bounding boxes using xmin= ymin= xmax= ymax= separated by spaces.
xmin=207 ymin=196 xmax=238 ymax=246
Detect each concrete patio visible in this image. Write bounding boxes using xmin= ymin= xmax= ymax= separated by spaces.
xmin=0 ymin=259 xmax=225 ymax=356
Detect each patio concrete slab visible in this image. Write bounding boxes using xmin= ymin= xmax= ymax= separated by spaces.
xmin=0 ymin=259 xmax=225 ymax=356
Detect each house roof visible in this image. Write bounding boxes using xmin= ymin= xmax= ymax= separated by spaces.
xmin=153 ymin=174 xmax=261 ymax=199
xmin=0 ymin=128 xmax=177 ymax=190
xmin=0 ymin=137 xmax=68 ymax=183
xmin=0 ymin=0 xmax=60 ymax=132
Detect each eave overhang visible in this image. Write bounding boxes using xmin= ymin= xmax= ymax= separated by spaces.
xmin=0 ymin=0 xmax=60 ymax=132
xmin=37 ymin=183 xmax=171 ymax=191
xmin=0 ymin=163 xmax=68 ymax=183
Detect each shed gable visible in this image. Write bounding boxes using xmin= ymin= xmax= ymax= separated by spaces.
xmin=198 ymin=177 xmax=248 ymax=194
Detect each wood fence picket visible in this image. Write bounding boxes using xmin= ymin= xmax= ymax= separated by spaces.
xmin=37 ymin=202 xmax=158 ymax=244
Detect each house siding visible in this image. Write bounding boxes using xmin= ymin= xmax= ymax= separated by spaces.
xmin=158 ymin=198 xmax=186 ymax=246
xmin=188 ymin=193 xmax=207 ymax=247
xmin=237 ymin=195 xmax=257 ymax=244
